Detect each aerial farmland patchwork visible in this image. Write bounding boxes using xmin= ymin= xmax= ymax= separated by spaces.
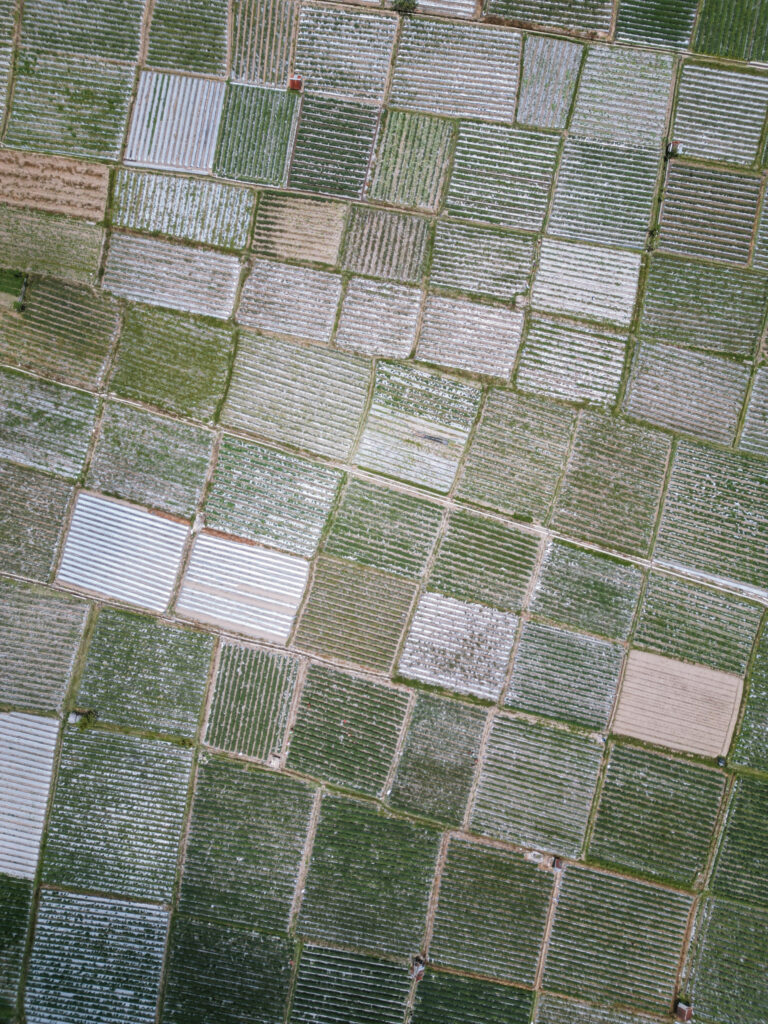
xmin=0 ymin=0 xmax=767 ymax=1021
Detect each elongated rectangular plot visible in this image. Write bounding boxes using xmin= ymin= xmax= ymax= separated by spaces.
xmin=544 ymin=869 xmax=692 ymax=1013
xmin=113 ymin=169 xmax=254 ymax=249
xmin=0 ymin=205 xmax=104 ymax=285
xmin=0 ymin=712 xmax=58 ymax=879
xmin=0 ymin=578 xmax=87 ymax=712
xmin=205 ymin=641 xmax=299 ymax=761
xmin=658 ymin=163 xmax=760 ymax=266
xmin=238 ymin=259 xmax=342 ymax=342
xmin=417 ymin=296 xmax=523 ymax=379
xmin=471 ymin=715 xmax=603 ymax=856
xmin=0 ymin=277 xmax=119 ymax=390
xmin=26 ymin=892 xmax=167 ymax=1024
xmin=177 ymin=533 xmax=308 ymax=641
xmin=516 ymin=315 xmax=626 ymax=407
xmin=231 ymin=0 xmax=297 ymax=85
xmin=223 ymin=333 xmax=370 ymax=459
xmin=623 ymin=341 xmax=750 ymax=444
xmin=6 ymin=51 xmax=134 ymax=160
xmin=532 ymin=239 xmax=641 ymax=327
xmin=429 ymin=221 xmax=534 ymax=301
xmin=57 ymin=492 xmax=189 ymax=612
xmin=355 ymin=362 xmax=481 ymax=493
xmin=20 ymin=0 xmax=144 ymax=59
xmin=0 ymin=150 xmax=109 ymax=220
xmin=613 ymin=651 xmax=743 ymax=758
xmin=0 ymin=461 xmax=73 ymax=581
xmin=125 ymin=71 xmax=225 ymax=174
xmin=103 ymin=234 xmax=240 ymax=318
xmin=252 ymin=193 xmax=347 ymax=264
xmin=485 ymin=0 xmax=611 ymax=31
xmin=390 ymin=21 xmax=521 ymax=121
xmin=741 ymin=366 xmax=768 ymax=456
xmin=295 ymin=6 xmax=397 ymax=101
xmin=673 ymin=64 xmax=768 ymax=166
xmin=446 ymin=123 xmax=560 ymax=230
xmin=43 ymin=729 xmax=193 ymax=900
xmin=0 ymin=367 xmax=97 ymax=478
xmin=655 ymin=441 xmax=768 ymax=590
xmin=517 ymin=36 xmax=582 ymax=130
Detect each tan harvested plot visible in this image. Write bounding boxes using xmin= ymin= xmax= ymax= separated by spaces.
xmin=613 ymin=650 xmax=743 ymax=758
xmin=0 ymin=151 xmax=108 ymax=220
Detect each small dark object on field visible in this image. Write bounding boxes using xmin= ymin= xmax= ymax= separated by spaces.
xmin=393 ymin=0 xmax=417 ymax=14
xmin=675 ymin=1000 xmax=693 ymax=1021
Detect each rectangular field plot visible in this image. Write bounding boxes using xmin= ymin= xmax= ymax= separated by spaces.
xmin=0 ymin=205 xmax=104 ymax=284
xmin=43 ymin=729 xmax=193 ymax=900
xmin=103 ymin=234 xmax=240 ymax=318
xmin=113 ymin=170 xmax=254 ymax=249
xmin=0 ymin=277 xmax=119 ymax=389
xmin=0 ymin=578 xmax=87 ymax=712
xmin=0 ymin=150 xmax=108 ymax=220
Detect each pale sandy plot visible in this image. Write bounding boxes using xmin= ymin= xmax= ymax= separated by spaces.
xmin=0 ymin=150 xmax=108 ymax=220
xmin=613 ymin=650 xmax=743 ymax=758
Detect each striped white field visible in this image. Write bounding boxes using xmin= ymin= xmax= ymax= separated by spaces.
xmin=113 ymin=170 xmax=254 ymax=249
xmin=0 ymin=579 xmax=87 ymax=711
xmin=569 ymin=46 xmax=674 ymax=147
xmin=57 ymin=492 xmax=188 ymax=613
xmin=103 ymin=234 xmax=241 ymax=318
xmin=355 ymin=362 xmax=481 ymax=494
xmin=294 ymin=6 xmax=397 ymax=101
xmin=125 ymin=71 xmax=225 ymax=173
xmin=657 ymin=163 xmax=760 ymax=266
xmin=231 ymin=0 xmax=297 ymax=85
xmin=390 ymin=21 xmax=522 ymax=121
xmin=0 ymin=712 xmax=58 ymax=879
xmin=223 ymin=333 xmax=370 ymax=459
xmin=398 ymin=592 xmax=519 ymax=700
xmin=517 ymin=36 xmax=582 ymax=130
xmin=532 ymin=239 xmax=641 ymax=326
xmin=741 ymin=367 xmax=768 ymax=456
xmin=335 ymin=279 xmax=421 ymax=358
xmin=238 ymin=259 xmax=342 ymax=342
xmin=673 ymin=64 xmax=768 ymax=166
xmin=613 ymin=650 xmax=743 ymax=758
xmin=176 ymin=532 xmax=309 ymax=642
xmin=417 ymin=295 xmax=524 ymax=379
xmin=516 ymin=315 xmax=626 ymax=406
